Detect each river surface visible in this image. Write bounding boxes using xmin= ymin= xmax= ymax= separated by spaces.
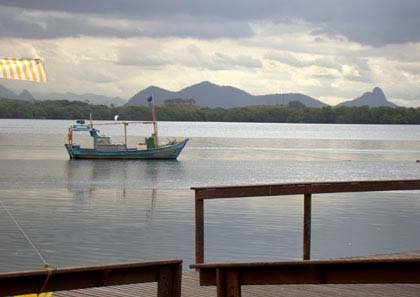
xmin=0 ymin=119 xmax=420 ymax=272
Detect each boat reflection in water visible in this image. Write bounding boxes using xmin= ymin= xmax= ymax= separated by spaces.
xmin=65 ymin=160 xmax=163 ymax=223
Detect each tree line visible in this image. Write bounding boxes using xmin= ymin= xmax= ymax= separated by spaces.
xmin=1 ymin=98 xmax=420 ymax=124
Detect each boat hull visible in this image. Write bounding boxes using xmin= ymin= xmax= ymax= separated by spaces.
xmin=65 ymin=139 xmax=188 ymax=160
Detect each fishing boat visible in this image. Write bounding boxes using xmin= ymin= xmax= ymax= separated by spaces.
xmin=64 ymin=98 xmax=188 ymax=160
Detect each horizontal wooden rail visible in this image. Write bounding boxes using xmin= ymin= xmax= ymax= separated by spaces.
xmin=193 ymin=179 xmax=420 ymax=264
xmin=0 ymin=259 xmax=182 ymax=297
xmin=192 ymin=179 xmax=420 ymax=200
xmin=191 ymin=258 xmax=420 ymax=297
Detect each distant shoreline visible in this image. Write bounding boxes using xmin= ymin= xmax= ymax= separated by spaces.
xmin=1 ymin=98 xmax=420 ymax=125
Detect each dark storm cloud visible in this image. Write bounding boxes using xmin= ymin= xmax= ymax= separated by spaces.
xmin=0 ymin=8 xmax=137 ymax=39
xmin=0 ymin=5 xmax=254 ymax=39
xmin=1 ymin=0 xmax=420 ymax=45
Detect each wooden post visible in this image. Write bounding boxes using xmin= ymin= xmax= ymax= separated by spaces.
xmin=172 ymin=263 xmax=182 ymax=297
xmin=157 ymin=265 xmax=181 ymax=297
xmin=216 ymin=269 xmax=226 ymax=297
xmin=303 ymin=193 xmax=312 ymax=260
xmin=216 ymin=269 xmax=241 ymax=297
xmin=196 ymin=192 xmax=204 ymax=264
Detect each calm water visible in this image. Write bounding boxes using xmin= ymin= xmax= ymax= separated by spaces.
xmin=0 ymin=119 xmax=420 ymax=272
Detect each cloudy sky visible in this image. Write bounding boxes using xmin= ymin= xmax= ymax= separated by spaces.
xmin=0 ymin=0 xmax=420 ymax=106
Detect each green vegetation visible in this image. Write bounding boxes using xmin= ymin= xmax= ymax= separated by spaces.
xmin=1 ymin=98 xmax=420 ymax=124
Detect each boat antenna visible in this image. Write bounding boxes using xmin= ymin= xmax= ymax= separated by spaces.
xmin=90 ymin=113 xmax=94 ymax=129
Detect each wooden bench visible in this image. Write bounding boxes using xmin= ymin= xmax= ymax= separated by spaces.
xmin=0 ymin=259 xmax=182 ymax=297
xmin=191 ymin=258 xmax=420 ymax=297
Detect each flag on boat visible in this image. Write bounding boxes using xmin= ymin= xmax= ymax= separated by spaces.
xmin=147 ymin=95 xmax=153 ymax=103
xmin=0 ymin=57 xmax=46 ymax=83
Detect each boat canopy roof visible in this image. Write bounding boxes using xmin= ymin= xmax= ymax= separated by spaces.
xmin=70 ymin=124 xmax=103 ymax=138
xmin=70 ymin=123 xmax=90 ymax=131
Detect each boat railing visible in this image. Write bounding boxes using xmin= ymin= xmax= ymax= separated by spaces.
xmin=191 ymin=179 xmax=420 ymax=264
xmin=93 ymin=120 xmax=155 ymax=126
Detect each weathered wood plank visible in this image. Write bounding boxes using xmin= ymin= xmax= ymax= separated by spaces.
xmin=192 ymin=179 xmax=420 ymax=199
xmin=192 ymin=252 xmax=420 ymax=297
xmin=0 ymin=259 xmax=182 ymax=296
xmin=53 ymin=271 xmax=420 ymax=297
xmin=50 ymin=251 xmax=420 ymax=296
xmin=192 ymin=257 xmax=420 ymax=285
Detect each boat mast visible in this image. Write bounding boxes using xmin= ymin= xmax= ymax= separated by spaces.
xmin=124 ymin=122 xmax=128 ymax=149
xmin=151 ymin=95 xmax=158 ymax=147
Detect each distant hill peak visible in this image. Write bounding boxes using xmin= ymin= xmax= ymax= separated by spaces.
xmin=195 ymin=81 xmax=214 ymax=86
xmin=182 ymin=81 xmax=221 ymax=90
xmin=18 ymin=89 xmax=34 ymax=101
xmin=145 ymin=85 xmax=162 ymax=90
xmin=337 ymin=87 xmax=397 ymax=108
xmin=365 ymin=86 xmax=385 ymax=99
xmin=372 ymin=86 xmax=383 ymax=93
xmin=180 ymin=81 xmax=251 ymax=95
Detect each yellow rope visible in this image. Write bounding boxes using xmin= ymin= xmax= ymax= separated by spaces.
xmin=14 ymin=264 xmax=55 ymax=297
xmin=38 ymin=264 xmax=56 ymax=296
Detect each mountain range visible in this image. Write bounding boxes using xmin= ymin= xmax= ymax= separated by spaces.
xmin=0 ymin=84 xmax=126 ymax=106
xmin=32 ymin=91 xmax=126 ymax=106
xmin=0 ymin=81 xmax=398 ymax=108
xmin=0 ymin=84 xmax=35 ymax=101
xmin=127 ymin=81 xmax=327 ymax=108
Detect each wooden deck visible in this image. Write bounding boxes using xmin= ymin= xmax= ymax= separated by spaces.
xmin=54 ymin=250 xmax=420 ymax=297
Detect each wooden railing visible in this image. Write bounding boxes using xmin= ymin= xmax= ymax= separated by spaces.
xmin=190 ymin=258 xmax=420 ymax=297
xmin=192 ymin=179 xmax=420 ymax=264
xmin=0 ymin=259 xmax=182 ymax=297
